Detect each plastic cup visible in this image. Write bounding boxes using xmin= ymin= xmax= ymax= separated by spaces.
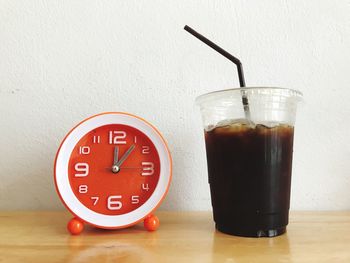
xmin=196 ymin=87 xmax=302 ymax=237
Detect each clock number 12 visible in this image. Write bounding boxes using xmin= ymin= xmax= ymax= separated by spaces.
xmin=109 ymin=131 xmax=127 ymax=144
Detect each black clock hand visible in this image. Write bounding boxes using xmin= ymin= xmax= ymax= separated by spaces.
xmin=113 ymin=146 xmax=119 ymax=165
xmin=112 ymin=146 xmax=120 ymax=173
xmin=116 ymin=144 xmax=135 ymax=167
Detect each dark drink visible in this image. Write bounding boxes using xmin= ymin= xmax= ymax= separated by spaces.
xmin=205 ymin=121 xmax=294 ymax=237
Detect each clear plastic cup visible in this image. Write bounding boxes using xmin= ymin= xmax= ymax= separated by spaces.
xmin=196 ymin=87 xmax=302 ymax=237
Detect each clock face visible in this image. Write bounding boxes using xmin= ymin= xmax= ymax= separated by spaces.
xmin=68 ymin=124 xmax=160 ymax=215
xmin=54 ymin=112 xmax=171 ymax=228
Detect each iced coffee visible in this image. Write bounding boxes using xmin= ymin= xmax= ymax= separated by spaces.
xmin=205 ymin=119 xmax=294 ymax=237
xmin=196 ymin=87 xmax=302 ymax=237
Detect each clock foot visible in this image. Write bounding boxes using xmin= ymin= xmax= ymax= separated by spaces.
xmin=67 ymin=217 xmax=84 ymax=235
xmin=144 ymin=214 xmax=160 ymax=231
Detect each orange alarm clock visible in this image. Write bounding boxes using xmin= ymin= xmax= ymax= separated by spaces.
xmin=54 ymin=112 xmax=172 ymax=234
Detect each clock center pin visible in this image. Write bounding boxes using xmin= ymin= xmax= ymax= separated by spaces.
xmin=112 ymin=165 xmax=120 ymax=173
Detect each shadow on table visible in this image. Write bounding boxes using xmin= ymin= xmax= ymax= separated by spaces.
xmin=211 ymin=230 xmax=291 ymax=262
xmin=63 ymin=224 xmax=160 ymax=262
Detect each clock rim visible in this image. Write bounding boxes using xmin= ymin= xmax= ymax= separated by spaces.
xmin=54 ymin=112 xmax=172 ymax=229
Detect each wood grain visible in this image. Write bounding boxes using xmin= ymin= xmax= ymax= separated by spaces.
xmin=0 ymin=211 xmax=349 ymax=262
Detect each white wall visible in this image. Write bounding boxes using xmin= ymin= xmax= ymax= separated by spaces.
xmin=0 ymin=0 xmax=349 ymax=211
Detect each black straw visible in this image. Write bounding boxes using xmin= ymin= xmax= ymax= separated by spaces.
xmin=184 ymin=25 xmax=246 ymax=87
xmin=184 ymin=25 xmax=251 ymax=120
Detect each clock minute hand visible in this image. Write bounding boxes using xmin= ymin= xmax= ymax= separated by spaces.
xmin=116 ymin=144 xmax=135 ymax=167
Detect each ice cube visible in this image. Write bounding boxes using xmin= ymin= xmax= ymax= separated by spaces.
xmin=216 ymin=118 xmax=255 ymax=128
xmin=205 ymin=119 xmax=255 ymax=134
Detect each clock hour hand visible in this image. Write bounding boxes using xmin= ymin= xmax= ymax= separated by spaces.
xmin=116 ymin=144 xmax=136 ymax=167
xmin=112 ymin=146 xmax=119 ymax=173
xmin=113 ymin=146 xmax=119 ymax=165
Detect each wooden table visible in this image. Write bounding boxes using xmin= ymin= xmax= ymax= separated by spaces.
xmin=0 ymin=211 xmax=349 ymax=262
